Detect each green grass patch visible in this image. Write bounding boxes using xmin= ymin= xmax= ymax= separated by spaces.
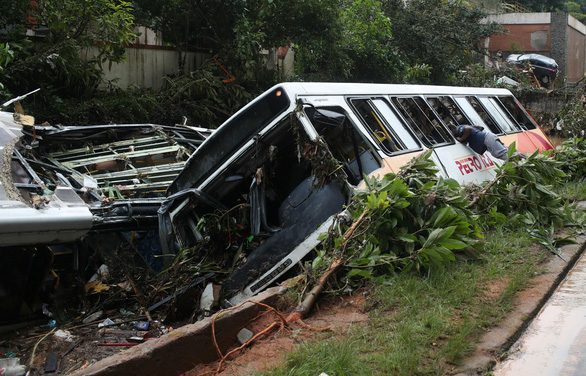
xmin=259 ymin=228 xmax=545 ymax=376
xmin=558 ymin=179 xmax=586 ymax=201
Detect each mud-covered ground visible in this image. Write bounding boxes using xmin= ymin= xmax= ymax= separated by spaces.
xmin=0 ymin=292 xmax=367 ymax=375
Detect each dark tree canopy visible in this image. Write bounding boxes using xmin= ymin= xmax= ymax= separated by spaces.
xmin=382 ymin=0 xmax=502 ymax=84
xmin=516 ymin=0 xmax=564 ymax=11
xmin=2 ymin=0 xmax=507 ymax=124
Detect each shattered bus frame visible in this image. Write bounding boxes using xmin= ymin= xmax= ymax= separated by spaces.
xmin=158 ymin=82 xmax=553 ymax=305
xmin=0 ymin=111 xmax=213 ymax=322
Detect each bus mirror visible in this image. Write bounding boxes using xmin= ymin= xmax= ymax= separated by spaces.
xmin=313 ymin=109 xmax=346 ymax=127
xmin=297 ymin=98 xmax=346 ymax=127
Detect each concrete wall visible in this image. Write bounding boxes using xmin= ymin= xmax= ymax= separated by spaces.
xmin=94 ymin=47 xmax=210 ymax=90
xmin=550 ymin=13 xmax=568 ymax=80
xmin=564 ymin=15 xmax=586 ymax=82
xmin=30 ymin=24 xmax=290 ymax=89
xmin=280 ymin=45 xmax=295 ymax=78
xmin=94 ymin=43 xmax=293 ymax=90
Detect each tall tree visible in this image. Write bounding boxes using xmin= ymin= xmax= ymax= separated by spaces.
xmin=515 ymin=0 xmax=564 ymax=11
xmin=267 ymin=0 xmax=407 ymax=82
xmin=383 ymin=0 xmax=502 ymax=84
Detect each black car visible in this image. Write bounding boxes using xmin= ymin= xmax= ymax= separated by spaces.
xmin=506 ymin=53 xmax=559 ymax=85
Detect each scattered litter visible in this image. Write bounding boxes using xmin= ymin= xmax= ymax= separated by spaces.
xmin=133 ymin=321 xmax=149 ymax=331
xmin=42 ymin=304 xmax=54 ymax=318
xmin=496 ymin=76 xmax=519 ymax=86
xmin=47 ymin=320 xmax=56 ymax=328
xmin=98 ymin=318 xmax=115 ymax=328
xmin=117 ymin=281 xmax=133 ymax=292
xmin=237 ymin=328 xmax=254 ymax=345
xmin=85 ymin=281 xmax=110 ymax=294
xmin=199 ymin=283 xmax=215 ymax=317
xmin=88 ymin=264 xmax=110 ymax=283
xmin=82 ymin=311 xmax=103 ymax=324
xmin=44 ymin=352 xmax=58 ymax=373
xmin=0 ymin=357 xmax=26 ymax=376
xmin=119 ymin=308 xmax=135 ymax=316
xmin=54 ymin=329 xmax=75 ymax=342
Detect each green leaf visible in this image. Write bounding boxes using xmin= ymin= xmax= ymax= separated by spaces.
xmin=398 ymin=234 xmax=417 ymax=242
xmin=435 ymin=246 xmax=456 ymax=261
xmin=431 ymin=206 xmax=451 ymax=227
xmin=422 ymin=247 xmax=443 ymax=261
xmin=347 ymin=269 xmax=374 ymax=279
xmin=438 ymin=238 xmax=468 ymax=250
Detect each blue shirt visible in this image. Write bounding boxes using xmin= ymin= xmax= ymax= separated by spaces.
xmin=457 ymin=125 xmax=487 ymax=154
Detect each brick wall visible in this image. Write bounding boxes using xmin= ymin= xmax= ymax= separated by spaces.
xmin=489 ymin=24 xmax=551 ymax=53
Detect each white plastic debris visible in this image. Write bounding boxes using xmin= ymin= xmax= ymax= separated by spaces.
xmin=199 ymin=283 xmax=215 ymax=316
xmin=83 ymin=175 xmax=99 ymax=189
xmin=496 ymin=76 xmax=519 ymax=86
xmin=0 ymin=357 xmax=26 ymax=376
xmin=53 ymin=329 xmax=75 ymax=342
xmin=98 ymin=318 xmax=115 ymax=328
xmin=88 ymin=264 xmax=110 ymax=283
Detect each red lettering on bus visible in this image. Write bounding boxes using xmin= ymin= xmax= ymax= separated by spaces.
xmin=472 ymin=156 xmax=482 ymax=170
xmin=456 ymin=160 xmax=464 ymax=175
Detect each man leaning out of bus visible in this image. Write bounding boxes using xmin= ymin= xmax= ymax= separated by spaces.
xmin=448 ymin=124 xmax=510 ymax=160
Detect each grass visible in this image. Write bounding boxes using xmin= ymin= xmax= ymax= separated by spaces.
xmin=558 ymin=179 xmax=586 ymax=201
xmin=258 ymin=228 xmax=547 ymax=376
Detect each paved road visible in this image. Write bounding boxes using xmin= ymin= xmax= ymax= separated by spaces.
xmin=493 ymin=250 xmax=586 ymax=375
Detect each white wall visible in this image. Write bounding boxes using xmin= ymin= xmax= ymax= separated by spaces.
xmin=485 ymin=13 xmax=551 ymax=24
xmin=97 ymin=47 xmax=210 ymax=89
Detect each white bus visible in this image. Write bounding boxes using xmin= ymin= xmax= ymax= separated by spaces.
xmin=159 ymin=82 xmax=554 ymax=303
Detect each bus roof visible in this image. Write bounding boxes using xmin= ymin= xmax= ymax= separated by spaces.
xmin=270 ymin=82 xmax=513 ymax=97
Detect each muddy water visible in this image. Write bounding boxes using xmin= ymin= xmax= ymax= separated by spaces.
xmin=493 ymin=252 xmax=586 ymax=375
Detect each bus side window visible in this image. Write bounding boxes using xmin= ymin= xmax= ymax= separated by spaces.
xmin=350 ymin=98 xmax=417 ymax=155
xmin=371 ymin=98 xmax=420 ymax=151
xmin=390 ymin=97 xmax=451 ymax=147
xmin=304 ymin=106 xmax=381 ymax=185
xmin=495 ymin=96 xmax=537 ymax=130
xmin=427 ymin=96 xmax=471 ymax=127
xmin=465 ymin=96 xmax=503 ymax=133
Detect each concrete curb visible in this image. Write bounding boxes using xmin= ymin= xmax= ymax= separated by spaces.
xmin=73 ymin=284 xmax=290 ymax=376
xmin=454 ymin=234 xmax=586 ymax=375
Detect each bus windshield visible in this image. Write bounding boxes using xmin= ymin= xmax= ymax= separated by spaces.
xmin=169 ymin=87 xmax=290 ymax=193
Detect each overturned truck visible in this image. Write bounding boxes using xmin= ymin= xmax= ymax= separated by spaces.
xmin=0 ymin=83 xmax=553 ymax=321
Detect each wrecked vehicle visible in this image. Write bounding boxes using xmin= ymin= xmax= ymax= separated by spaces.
xmin=506 ymin=53 xmax=559 ymax=86
xmin=0 ymin=108 xmax=212 ymax=322
xmin=157 ymin=82 xmax=554 ymax=305
xmin=0 ymin=83 xmax=554 ymax=323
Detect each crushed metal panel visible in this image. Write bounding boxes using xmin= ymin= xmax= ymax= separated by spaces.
xmin=1 ymin=118 xmax=213 ymax=247
xmin=0 ymin=112 xmax=93 ymax=246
